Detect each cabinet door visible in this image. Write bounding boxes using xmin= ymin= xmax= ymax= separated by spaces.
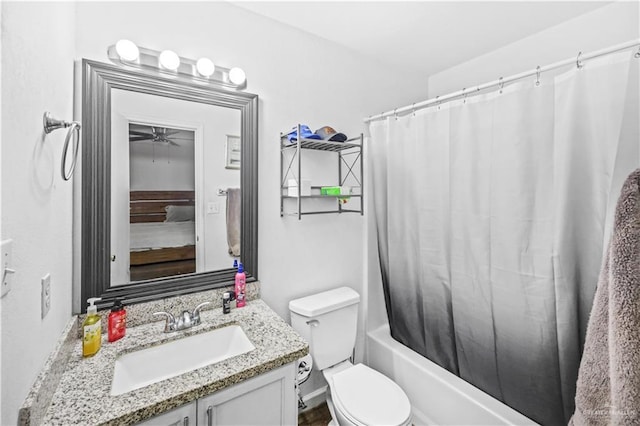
xmin=136 ymin=401 xmax=197 ymax=426
xmin=197 ymin=363 xmax=297 ymax=426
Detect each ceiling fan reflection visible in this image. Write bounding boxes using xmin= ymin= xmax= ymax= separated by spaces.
xmin=129 ymin=127 xmax=192 ymax=146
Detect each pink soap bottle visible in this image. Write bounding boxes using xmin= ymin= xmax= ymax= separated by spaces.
xmin=235 ymin=263 xmax=246 ymax=307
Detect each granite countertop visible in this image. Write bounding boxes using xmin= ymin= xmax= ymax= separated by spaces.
xmin=41 ymin=299 xmax=308 ymax=425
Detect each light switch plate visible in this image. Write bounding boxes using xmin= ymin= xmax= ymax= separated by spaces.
xmin=1 ymin=239 xmax=13 ymax=297
xmin=41 ymin=273 xmax=51 ymax=318
xmin=207 ymin=202 xmax=220 ymax=215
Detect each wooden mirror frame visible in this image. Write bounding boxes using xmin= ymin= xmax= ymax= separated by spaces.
xmin=79 ymin=59 xmax=258 ymax=312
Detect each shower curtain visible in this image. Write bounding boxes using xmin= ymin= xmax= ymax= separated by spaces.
xmin=369 ymin=51 xmax=638 ymax=425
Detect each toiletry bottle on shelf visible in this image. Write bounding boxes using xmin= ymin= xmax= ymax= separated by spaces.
xmin=83 ymin=298 xmax=102 ymax=357
xmin=233 ymin=259 xmax=238 ymax=269
xmin=108 ymin=298 xmax=126 ymax=343
xmin=235 ymin=263 xmax=246 ymax=308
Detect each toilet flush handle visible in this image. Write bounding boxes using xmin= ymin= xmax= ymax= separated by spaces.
xmin=306 ymin=319 xmax=319 ymax=327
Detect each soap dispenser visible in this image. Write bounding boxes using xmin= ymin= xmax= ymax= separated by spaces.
xmin=83 ymin=298 xmax=102 ymax=357
xmin=108 ymin=298 xmax=126 ymax=343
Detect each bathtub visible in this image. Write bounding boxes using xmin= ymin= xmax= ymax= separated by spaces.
xmin=366 ymin=325 xmax=538 ymax=426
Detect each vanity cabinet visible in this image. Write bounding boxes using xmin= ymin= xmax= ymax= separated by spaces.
xmin=137 ymin=363 xmax=297 ymax=426
xmin=197 ymin=363 xmax=297 ymax=425
xmin=280 ymin=124 xmax=364 ymax=220
xmin=137 ymin=402 xmax=197 ymax=426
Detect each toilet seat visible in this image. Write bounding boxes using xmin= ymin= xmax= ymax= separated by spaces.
xmin=329 ymin=363 xmax=411 ymax=426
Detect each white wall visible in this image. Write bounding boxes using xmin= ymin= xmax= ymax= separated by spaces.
xmin=428 ymin=1 xmax=639 ymax=96
xmin=366 ymin=0 xmax=640 ymax=343
xmin=0 ymin=3 xmax=4 ymax=422
xmin=0 ymin=2 xmax=76 ymax=425
xmin=74 ymin=1 xmax=426 ymax=400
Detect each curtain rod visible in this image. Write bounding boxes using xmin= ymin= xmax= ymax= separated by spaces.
xmin=364 ymin=38 xmax=640 ymax=123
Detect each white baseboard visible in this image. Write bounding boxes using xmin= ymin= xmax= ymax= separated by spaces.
xmin=299 ymin=386 xmax=327 ymax=412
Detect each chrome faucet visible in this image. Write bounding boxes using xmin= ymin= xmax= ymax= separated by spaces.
xmin=153 ymin=301 xmax=212 ymax=332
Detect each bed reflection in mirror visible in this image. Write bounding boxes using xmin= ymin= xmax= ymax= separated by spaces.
xmin=109 ymin=89 xmax=241 ymax=286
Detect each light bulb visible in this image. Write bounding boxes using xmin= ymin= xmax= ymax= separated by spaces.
xmin=115 ymin=39 xmax=139 ymax=61
xmin=159 ymin=50 xmax=180 ymax=71
xmin=196 ymin=58 xmax=216 ymax=77
xmin=229 ymin=67 xmax=246 ymax=85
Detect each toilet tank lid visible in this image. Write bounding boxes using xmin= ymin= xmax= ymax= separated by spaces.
xmin=289 ymin=287 xmax=360 ymax=317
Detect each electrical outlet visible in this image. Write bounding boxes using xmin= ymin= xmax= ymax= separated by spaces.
xmin=41 ymin=273 xmax=51 ymax=318
xmin=1 ymin=239 xmax=14 ymax=297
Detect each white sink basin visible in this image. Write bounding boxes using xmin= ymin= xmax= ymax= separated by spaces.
xmin=111 ymin=324 xmax=255 ymax=395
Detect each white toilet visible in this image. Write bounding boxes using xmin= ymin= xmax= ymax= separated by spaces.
xmin=290 ymin=287 xmax=412 ymax=426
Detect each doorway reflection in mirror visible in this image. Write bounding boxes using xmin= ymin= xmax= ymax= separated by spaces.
xmin=128 ymin=124 xmax=196 ymax=282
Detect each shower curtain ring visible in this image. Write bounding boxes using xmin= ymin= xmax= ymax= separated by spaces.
xmin=535 ymin=66 xmax=541 ymax=86
xmin=462 ymin=88 xmax=467 ymax=104
xmin=576 ymin=51 xmax=584 ymax=69
xmin=436 ymin=96 xmax=441 ymax=110
xmin=635 ymin=47 xmax=640 ymax=58
xmin=412 ymin=103 xmax=416 ymax=116
xmin=498 ymin=77 xmax=504 ymax=94
xmin=393 ymin=108 xmax=398 ymax=120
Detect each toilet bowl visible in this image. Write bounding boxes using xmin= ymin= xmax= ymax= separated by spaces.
xmin=290 ymin=287 xmax=412 ymax=426
xmin=324 ymin=362 xmax=412 ymax=426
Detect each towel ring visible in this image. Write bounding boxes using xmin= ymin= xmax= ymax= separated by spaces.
xmin=61 ymin=122 xmax=81 ymax=181
xmin=43 ymin=112 xmax=81 ymax=181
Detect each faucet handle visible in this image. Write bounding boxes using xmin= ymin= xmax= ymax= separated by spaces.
xmin=179 ymin=310 xmax=193 ymax=329
xmin=153 ymin=311 xmax=176 ymax=332
xmin=192 ymin=302 xmax=212 ymax=324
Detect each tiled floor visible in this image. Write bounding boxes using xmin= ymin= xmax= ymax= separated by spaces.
xmin=298 ymin=402 xmax=332 ymax=426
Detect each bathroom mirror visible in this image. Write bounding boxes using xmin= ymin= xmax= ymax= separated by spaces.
xmin=78 ymin=59 xmax=258 ymax=312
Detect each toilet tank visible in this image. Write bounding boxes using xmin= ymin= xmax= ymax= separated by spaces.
xmin=289 ymin=287 xmax=360 ymax=370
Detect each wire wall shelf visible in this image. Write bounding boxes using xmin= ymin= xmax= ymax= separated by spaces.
xmin=280 ymin=125 xmax=364 ymax=220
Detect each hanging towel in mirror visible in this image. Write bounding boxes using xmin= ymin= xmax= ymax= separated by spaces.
xmin=226 ymin=188 xmax=241 ymax=257
xmin=569 ymin=168 xmax=640 ymax=426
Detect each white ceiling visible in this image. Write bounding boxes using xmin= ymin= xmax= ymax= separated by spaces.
xmin=233 ymin=1 xmax=610 ymax=77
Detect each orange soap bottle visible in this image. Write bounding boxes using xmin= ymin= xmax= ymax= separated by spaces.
xmin=107 ymin=298 xmax=126 ymax=343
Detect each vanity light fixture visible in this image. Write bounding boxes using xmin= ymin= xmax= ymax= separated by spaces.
xmin=229 ymin=67 xmax=247 ymax=85
xmin=159 ymin=50 xmax=180 ymax=71
xmin=107 ymin=40 xmax=247 ymax=90
xmin=115 ymin=39 xmax=139 ymax=62
xmin=196 ymin=58 xmax=216 ymax=77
